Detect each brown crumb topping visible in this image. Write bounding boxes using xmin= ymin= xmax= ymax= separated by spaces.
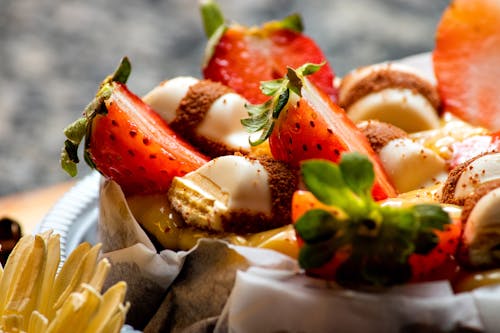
xmin=339 ymin=67 xmax=441 ymax=112
xmin=221 ymin=155 xmax=298 ymax=234
xmin=461 ymin=179 xmax=500 ymax=224
xmin=441 ymin=152 xmax=497 ymax=206
xmin=357 ymin=120 xmax=408 ymax=153
xmin=170 ymin=80 xmax=234 ymax=157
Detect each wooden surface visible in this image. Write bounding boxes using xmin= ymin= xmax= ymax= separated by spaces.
xmin=0 ymin=182 xmax=75 ymax=234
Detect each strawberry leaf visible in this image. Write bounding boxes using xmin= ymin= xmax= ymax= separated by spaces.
xmin=276 ymin=13 xmax=303 ymax=33
xmin=242 ymin=63 xmax=324 ymax=146
xmin=339 ymin=152 xmax=374 ymax=198
xmin=298 ymin=241 xmax=336 ymax=269
xmin=200 ymin=0 xmax=225 ymax=38
xmin=295 ymin=154 xmax=452 ymax=288
xmin=295 ymin=209 xmax=340 ymax=243
xmin=60 ymin=57 xmax=131 ymax=177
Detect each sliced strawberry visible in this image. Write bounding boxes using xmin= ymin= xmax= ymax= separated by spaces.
xmin=292 ymin=156 xmax=454 ymax=288
xmin=61 ymin=58 xmax=209 ymax=195
xmin=243 ymin=64 xmax=396 ymax=201
xmin=201 ymin=1 xmax=337 ymax=104
xmin=409 ymin=214 xmax=462 ymax=283
xmin=447 ymin=132 xmax=500 ymax=169
xmin=433 ymin=0 xmax=500 ymax=131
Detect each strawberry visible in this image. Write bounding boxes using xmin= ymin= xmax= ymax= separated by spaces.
xmin=292 ymin=154 xmax=454 ymax=288
xmin=447 ymin=132 xmax=500 ymax=170
xmin=242 ymin=63 xmax=396 ymax=201
xmin=408 ymin=214 xmax=462 ymax=283
xmin=61 ymin=57 xmax=209 ymax=195
xmin=200 ymin=0 xmax=337 ymax=104
xmin=433 ymin=0 xmax=500 ymax=131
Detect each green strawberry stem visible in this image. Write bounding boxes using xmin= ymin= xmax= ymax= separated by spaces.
xmin=200 ymin=0 xmax=225 ymax=39
xmin=60 ymin=57 xmax=131 ymax=177
xmin=241 ymin=62 xmax=324 ymax=146
xmin=295 ymin=153 xmax=451 ymax=288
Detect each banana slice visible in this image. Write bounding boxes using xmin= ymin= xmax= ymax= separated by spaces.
xmin=339 ymin=63 xmax=441 ymax=133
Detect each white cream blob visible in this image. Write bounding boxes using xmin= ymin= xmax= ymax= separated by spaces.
xmin=379 ymin=138 xmax=447 ymax=193
xmin=454 ymin=153 xmax=500 ymax=200
xmin=143 ymin=78 xmax=253 ymax=153
xmin=142 ymin=76 xmax=199 ymax=123
xmin=463 ymin=187 xmax=500 ymax=267
xmin=197 ymin=92 xmax=252 ymax=151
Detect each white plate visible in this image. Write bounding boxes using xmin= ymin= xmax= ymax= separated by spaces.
xmin=36 ymin=171 xmax=101 ymax=262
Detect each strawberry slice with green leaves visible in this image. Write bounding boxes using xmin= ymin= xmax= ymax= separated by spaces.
xmin=242 ymin=63 xmax=396 ymax=200
xmin=61 ymin=57 xmax=209 ymax=196
xmin=433 ymin=0 xmax=500 ymax=131
xmin=293 ymin=153 xmax=455 ymax=288
xmin=200 ymin=0 xmax=337 ymax=104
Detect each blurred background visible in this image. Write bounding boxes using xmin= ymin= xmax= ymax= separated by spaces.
xmin=0 ymin=0 xmax=449 ymax=196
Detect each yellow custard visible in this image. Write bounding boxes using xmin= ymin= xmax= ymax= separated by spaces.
xmin=126 ymin=194 xmax=298 ymax=258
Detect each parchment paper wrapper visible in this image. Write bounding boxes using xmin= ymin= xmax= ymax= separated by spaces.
xmin=98 ymin=179 xmax=500 ymax=333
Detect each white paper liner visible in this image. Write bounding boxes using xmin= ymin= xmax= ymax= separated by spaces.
xmin=96 ymin=179 xmax=500 ymax=333
xmin=216 ymin=267 xmax=486 ymax=333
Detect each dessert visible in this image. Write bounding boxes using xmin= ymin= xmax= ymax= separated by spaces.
xmin=55 ymin=0 xmax=500 ymax=330
xmin=338 ymin=63 xmax=441 ymax=133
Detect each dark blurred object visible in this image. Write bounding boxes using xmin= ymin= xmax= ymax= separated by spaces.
xmin=0 ymin=217 xmax=23 ymax=266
